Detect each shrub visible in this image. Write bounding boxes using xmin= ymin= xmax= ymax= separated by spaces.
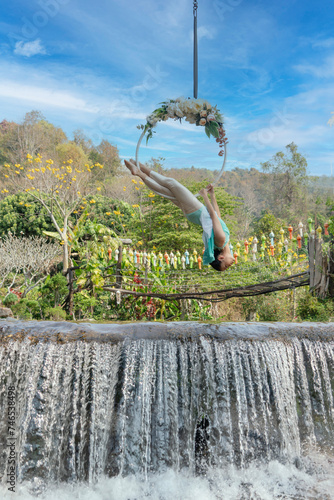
xmin=11 ymin=301 xmax=32 ymax=320
xmin=44 ymin=306 xmax=66 ymax=321
xmin=40 ymin=274 xmax=68 ymax=309
xmin=241 ymin=291 xmax=293 ymax=322
xmin=296 ymin=292 xmax=334 ymax=322
xmin=73 ymin=292 xmax=97 ymax=320
xmin=3 ymin=293 xmax=19 ymax=307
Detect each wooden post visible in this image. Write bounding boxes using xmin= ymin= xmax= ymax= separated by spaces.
xmin=68 ymin=267 xmax=74 ymax=317
xmin=308 ymin=232 xmax=331 ymax=298
xmin=328 ymin=240 xmax=334 ymax=298
xmin=144 ymin=261 xmax=148 ymax=285
xmin=308 ymin=235 xmax=315 ymax=289
xmin=115 ymin=245 xmax=123 ymax=289
xmin=313 ymin=237 xmax=323 ymax=292
xmin=292 ymin=287 xmax=296 ymax=319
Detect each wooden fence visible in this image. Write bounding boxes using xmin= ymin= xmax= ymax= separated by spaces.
xmin=308 ymin=236 xmax=334 ymax=298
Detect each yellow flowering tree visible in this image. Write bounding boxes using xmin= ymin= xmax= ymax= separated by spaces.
xmin=1 ymin=154 xmax=103 ymax=273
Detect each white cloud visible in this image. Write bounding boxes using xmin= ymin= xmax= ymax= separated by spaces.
xmin=14 ymin=39 xmax=46 ymax=57
xmin=197 ymin=26 xmax=216 ymax=41
xmin=247 ymin=124 xmax=329 ymax=150
xmin=294 ymin=54 xmax=334 ymax=78
xmin=312 ymin=38 xmax=334 ymax=49
xmin=0 ymin=81 xmax=91 ymax=111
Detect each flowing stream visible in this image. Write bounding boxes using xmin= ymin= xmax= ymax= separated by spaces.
xmin=0 ymin=320 xmax=333 ymax=499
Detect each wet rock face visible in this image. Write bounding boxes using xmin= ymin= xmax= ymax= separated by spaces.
xmin=0 ymin=307 xmax=13 ymax=318
xmin=0 ymin=322 xmax=333 ymax=499
xmin=1 ymin=320 xmax=334 ymax=343
xmin=0 ymin=333 xmax=333 ymax=486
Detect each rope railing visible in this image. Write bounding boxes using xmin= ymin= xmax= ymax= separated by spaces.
xmin=104 ymin=272 xmax=310 ymax=303
xmin=100 ymin=220 xmax=330 ymax=302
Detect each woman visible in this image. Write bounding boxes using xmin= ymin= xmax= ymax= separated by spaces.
xmin=124 ymin=159 xmax=235 ymax=272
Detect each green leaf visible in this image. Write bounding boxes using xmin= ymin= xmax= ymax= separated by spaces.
xmin=43 ymin=230 xmax=62 ymax=240
xmin=205 ymin=125 xmax=211 ymax=139
xmin=76 ymin=277 xmax=87 ymax=287
xmin=209 ymin=121 xmax=219 ymax=138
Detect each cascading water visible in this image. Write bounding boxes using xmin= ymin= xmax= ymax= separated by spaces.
xmin=0 ymin=320 xmax=333 ymax=499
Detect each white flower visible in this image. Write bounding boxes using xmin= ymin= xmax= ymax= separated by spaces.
xmin=174 ymin=106 xmax=184 ymax=118
xmin=198 ymin=98 xmax=212 ymax=108
xmin=185 ymin=114 xmax=197 ymax=124
xmin=181 ymin=98 xmax=209 ymax=113
xmin=178 ymin=99 xmax=194 ymax=114
xmin=167 ymin=103 xmax=184 ymax=118
xmin=144 ymin=98 xmax=221 ymax=134
xmin=167 ymin=106 xmax=175 ymax=118
xmin=179 ymin=102 xmax=189 ymax=114
xmin=147 ymin=114 xmax=159 ymax=125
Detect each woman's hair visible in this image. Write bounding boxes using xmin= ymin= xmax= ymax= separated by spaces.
xmin=209 ymin=248 xmax=223 ymax=272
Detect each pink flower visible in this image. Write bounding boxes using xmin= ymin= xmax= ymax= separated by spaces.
xmin=207 ymin=114 xmax=216 ymax=122
xmin=199 ymin=118 xmax=207 ymax=126
xmin=200 ymin=110 xmax=207 ymax=118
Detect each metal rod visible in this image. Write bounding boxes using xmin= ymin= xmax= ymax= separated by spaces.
xmin=193 ymin=1 xmax=198 ymax=98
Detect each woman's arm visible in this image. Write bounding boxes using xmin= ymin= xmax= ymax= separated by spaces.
xmin=199 ymin=188 xmax=226 ymax=248
xmin=206 ymin=184 xmax=221 ymax=218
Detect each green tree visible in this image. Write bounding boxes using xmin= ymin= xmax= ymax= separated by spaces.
xmin=0 ymin=111 xmax=67 ymax=164
xmin=81 ymin=195 xmax=136 ymax=236
xmin=0 ymin=193 xmax=56 ymax=236
xmin=40 ymin=273 xmax=69 ymax=308
xmin=55 ymin=142 xmax=89 ymax=169
xmin=71 ymin=218 xmax=119 ymax=291
xmin=1 ymin=153 xmax=103 ymax=273
xmin=89 ymin=139 xmax=121 ymax=180
xmin=252 ymin=211 xmax=286 ymax=242
xmin=72 ymin=129 xmax=93 ymax=154
xmin=0 ymin=120 xmax=17 ymax=164
xmin=261 ymin=143 xmax=309 ymax=221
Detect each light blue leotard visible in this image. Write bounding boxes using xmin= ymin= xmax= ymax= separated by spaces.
xmin=185 ymin=205 xmax=230 ymax=265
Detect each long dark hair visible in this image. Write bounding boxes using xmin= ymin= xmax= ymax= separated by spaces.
xmin=209 ymin=248 xmax=222 ymax=272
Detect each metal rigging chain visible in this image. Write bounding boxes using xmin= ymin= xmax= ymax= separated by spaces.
xmin=192 ymin=0 xmax=227 ymax=196
xmin=136 ymin=0 xmax=227 ymax=197
xmin=193 ymin=0 xmax=198 ymax=99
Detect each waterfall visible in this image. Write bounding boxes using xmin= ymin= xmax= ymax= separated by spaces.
xmin=0 ymin=321 xmax=333 ymax=499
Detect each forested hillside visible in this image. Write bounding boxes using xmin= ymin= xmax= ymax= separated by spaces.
xmin=0 ymin=111 xmax=333 ymax=322
xmin=0 ymin=111 xmax=332 ymax=242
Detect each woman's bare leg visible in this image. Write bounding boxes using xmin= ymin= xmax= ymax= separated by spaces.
xmin=124 ymin=160 xmax=176 ymax=200
xmin=148 ymin=171 xmax=202 ymax=214
xmin=125 ymin=160 xmax=203 ymax=214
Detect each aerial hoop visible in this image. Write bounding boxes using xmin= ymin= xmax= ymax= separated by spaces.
xmin=135 ymin=97 xmax=228 ymax=197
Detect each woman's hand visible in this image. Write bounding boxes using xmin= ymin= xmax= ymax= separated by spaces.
xmin=199 ymin=188 xmax=209 ymax=198
xmin=205 ymin=183 xmax=220 ymax=217
xmin=206 ymin=183 xmax=214 ymax=194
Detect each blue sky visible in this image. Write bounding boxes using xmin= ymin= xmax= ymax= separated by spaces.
xmin=0 ymin=0 xmax=333 ymax=175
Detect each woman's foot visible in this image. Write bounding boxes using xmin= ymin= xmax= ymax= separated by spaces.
xmin=124 ymin=159 xmax=141 ymax=177
xmin=130 ymin=159 xmax=151 ymax=176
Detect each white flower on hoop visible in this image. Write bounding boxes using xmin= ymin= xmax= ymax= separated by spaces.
xmin=138 ymin=97 xmax=225 ymax=143
xmin=135 ymin=97 xmax=229 ymax=196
